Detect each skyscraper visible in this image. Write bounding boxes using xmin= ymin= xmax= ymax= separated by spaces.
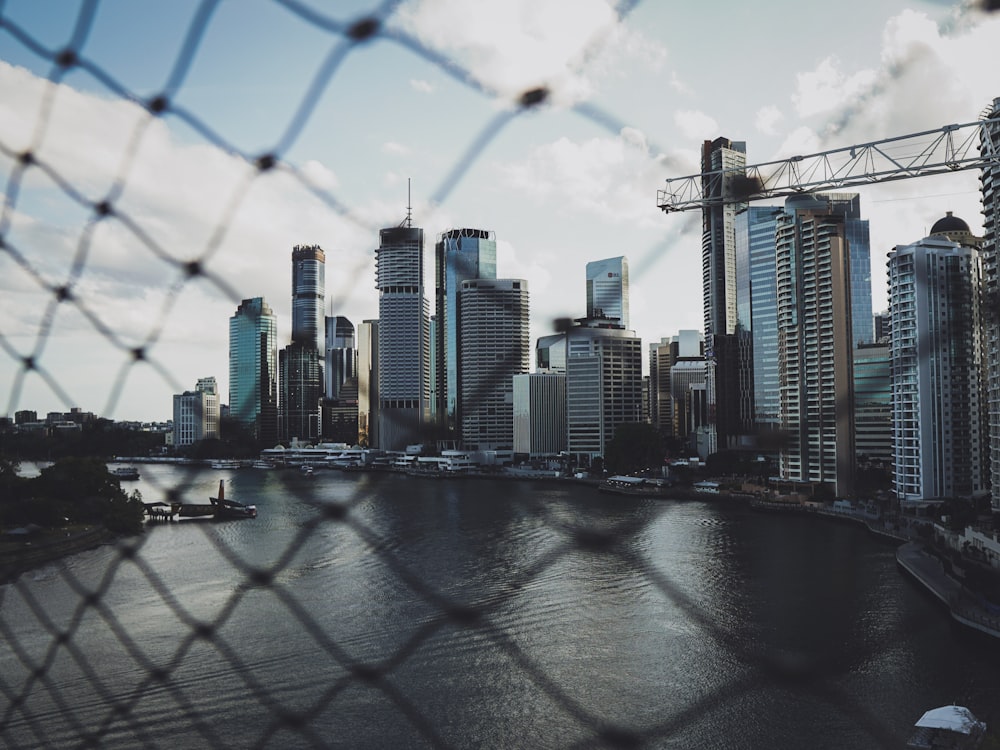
xmin=357 ymin=319 xmax=379 ymax=448
xmin=376 ymin=223 xmax=430 ymax=450
xmin=229 ymin=297 xmax=278 ymax=445
xmin=457 ymin=278 xmax=529 ymax=450
xmin=291 ymin=245 xmax=325 ymax=351
xmin=325 ymin=315 xmax=355 ymax=400
xmin=775 ymin=195 xmax=858 ymax=496
xmin=586 ymin=256 xmax=629 ymax=328
xmin=281 ymin=245 xmax=325 ymax=443
xmin=701 ymin=137 xmax=750 ymax=452
xmin=434 ymin=228 xmax=497 ymax=434
xmin=981 ymin=97 xmax=1000 ymax=511
xmin=889 ymin=231 xmax=986 ymax=501
xmin=565 ymin=319 xmax=643 ymax=464
xmin=735 ymin=205 xmax=782 ymax=433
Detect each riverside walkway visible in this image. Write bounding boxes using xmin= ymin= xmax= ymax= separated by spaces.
xmin=896 ymin=541 xmax=1000 ymax=640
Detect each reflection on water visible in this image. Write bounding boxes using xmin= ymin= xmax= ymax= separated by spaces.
xmin=2 ymin=465 xmax=998 ymax=749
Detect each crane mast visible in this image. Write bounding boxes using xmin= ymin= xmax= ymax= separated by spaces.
xmin=657 ymin=113 xmax=1000 ymax=213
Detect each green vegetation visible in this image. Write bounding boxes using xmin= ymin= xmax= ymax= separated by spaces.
xmin=0 ymin=419 xmax=165 ymax=461
xmin=0 ymin=457 xmax=144 ymax=535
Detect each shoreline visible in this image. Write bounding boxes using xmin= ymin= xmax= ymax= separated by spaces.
xmin=0 ymin=526 xmax=117 ymax=586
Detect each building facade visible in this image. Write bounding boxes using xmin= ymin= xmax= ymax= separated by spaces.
xmin=376 ymin=224 xmax=430 ymax=450
xmin=457 ymin=278 xmax=529 ymax=450
xmin=585 ymin=256 xmax=629 ymax=328
xmin=853 ymin=343 xmax=892 ymax=466
xmin=565 ymin=319 xmax=643 ymax=464
xmin=889 ymin=233 xmax=986 ymax=501
xmin=434 ymin=228 xmax=497 ymax=434
xmin=981 ymin=98 xmax=1000 ymax=510
xmin=172 ymin=377 xmax=219 ymax=447
xmin=280 ymin=245 xmax=325 ymax=443
xmin=229 ymin=297 xmax=278 ymax=445
xmin=701 ymin=137 xmax=749 ymax=452
xmin=513 ymin=373 xmax=567 ymax=457
xmin=357 ymin=319 xmax=379 ymax=449
xmin=325 ymin=315 xmax=356 ymax=401
xmin=775 ymin=195 xmax=858 ymax=496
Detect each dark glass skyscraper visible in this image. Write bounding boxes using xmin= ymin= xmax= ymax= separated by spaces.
xmin=281 ymin=244 xmax=325 ymax=443
xmin=229 ymin=297 xmax=278 ymax=445
xmin=291 ymin=245 xmax=325 ymax=350
xmin=434 ymin=228 xmax=497 ymax=434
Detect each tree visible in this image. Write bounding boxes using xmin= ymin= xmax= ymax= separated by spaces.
xmin=604 ymin=423 xmax=665 ymax=476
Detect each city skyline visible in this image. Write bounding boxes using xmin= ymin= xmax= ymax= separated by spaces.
xmin=1 ymin=2 xmax=999 ymax=420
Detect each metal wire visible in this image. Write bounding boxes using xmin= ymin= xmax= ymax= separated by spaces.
xmin=0 ymin=2 xmax=992 ymax=748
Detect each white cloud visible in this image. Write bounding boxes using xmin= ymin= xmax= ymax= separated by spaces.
xmin=410 ymin=78 xmax=434 ymax=94
xmin=395 ymin=0 xmax=665 ymax=106
xmin=497 ymin=127 xmax=674 ymax=227
xmin=792 ymin=57 xmax=878 ymax=119
xmin=0 ymin=61 xmax=389 ymax=416
xmin=755 ymin=105 xmax=784 ymax=136
xmin=381 ymin=141 xmax=411 ymax=156
xmin=300 ymin=159 xmax=340 ymax=191
xmin=674 ymin=110 xmax=718 ymax=141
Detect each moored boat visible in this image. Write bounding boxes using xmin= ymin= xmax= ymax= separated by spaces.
xmin=209 ymin=480 xmax=257 ymax=520
xmin=906 ymin=705 xmax=986 ymax=749
xmin=110 ymin=466 xmax=140 ymax=480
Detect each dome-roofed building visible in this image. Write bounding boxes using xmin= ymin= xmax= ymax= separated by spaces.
xmin=929 ymin=211 xmax=981 ymax=247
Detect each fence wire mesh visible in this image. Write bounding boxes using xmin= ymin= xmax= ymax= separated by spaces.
xmin=0 ymin=1 xmax=997 ymax=748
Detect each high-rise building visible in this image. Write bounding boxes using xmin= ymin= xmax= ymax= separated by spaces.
xmin=565 ymin=318 xmax=643 ymax=464
xmin=281 ymin=245 xmax=325 ymax=443
xmin=513 ymin=373 xmax=566 ymax=457
xmin=280 ymin=344 xmax=322 ymax=443
xmin=853 ymin=343 xmax=892 ymax=465
xmin=775 ymin=195 xmax=858 ymax=496
xmin=434 ymin=228 xmax=497 ymax=434
xmin=457 ymin=278 xmax=529 ymax=450
xmin=229 ymin=297 xmax=278 ymax=445
xmin=291 ymin=245 xmax=325 ymax=351
xmin=981 ymin=97 xmax=1000 ymax=511
xmin=701 ymin=137 xmax=749 ymax=453
xmin=325 ymin=315 xmax=355 ymax=400
xmin=536 ymin=333 xmax=567 ymax=373
xmin=376 ymin=223 xmax=430 ymax=450
xmin=357 ymin=319 xmax=379 ymax=448
xmin=586 ymin=256 xmax=629 ymax=328
xmin=648 ymin=338 xmax=673 ymax=432
xmin=736 ymin=205 xmax=782 ymax=433
xmin=172 ymin=377 xmax=219 ymax=447
xmin=889 ymin=231 xmax=986 ymax=501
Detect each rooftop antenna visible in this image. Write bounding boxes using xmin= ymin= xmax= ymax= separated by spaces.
xmin=406 ymin=178 xmax=412 ymax=228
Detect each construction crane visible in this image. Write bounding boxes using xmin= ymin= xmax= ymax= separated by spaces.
xmin=656 ymin=111 xmax=1000 ymax=213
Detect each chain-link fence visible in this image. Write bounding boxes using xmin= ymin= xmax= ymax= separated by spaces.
xmin=1 ymin=2 xmax=998 ymax=748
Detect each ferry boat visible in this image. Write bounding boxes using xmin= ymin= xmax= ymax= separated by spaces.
xmin=210 ymin=459 xmax=242 ymax=470
xmin=110 ymin=466 xmax=140 ymax=480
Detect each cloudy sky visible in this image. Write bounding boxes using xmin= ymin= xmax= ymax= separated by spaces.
xmin=0 ymin=0 xmax=998 ymax=422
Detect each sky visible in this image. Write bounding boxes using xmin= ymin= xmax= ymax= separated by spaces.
xmin=0 ymin=0 xmax=998 ymax=422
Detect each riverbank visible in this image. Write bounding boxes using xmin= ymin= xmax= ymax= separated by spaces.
xmin=896 ymin=541 xmax=1000 ymax=640
xmin=0 ymin=526 xmax=116 ymax=585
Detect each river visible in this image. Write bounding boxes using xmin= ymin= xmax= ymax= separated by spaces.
xmin=2 ymin=464 xmax=997 ymax=749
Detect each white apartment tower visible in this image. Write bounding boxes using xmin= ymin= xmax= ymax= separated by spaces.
xmin=775 ymin=195 xmax=857 ymax=496
xmin=981 ymin=98 xmax=1000 ymax=510
xmin=889 ymin=230 xmax=986 ymax=501
xmin=376 ymin=224 xmax=430 ymax=451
